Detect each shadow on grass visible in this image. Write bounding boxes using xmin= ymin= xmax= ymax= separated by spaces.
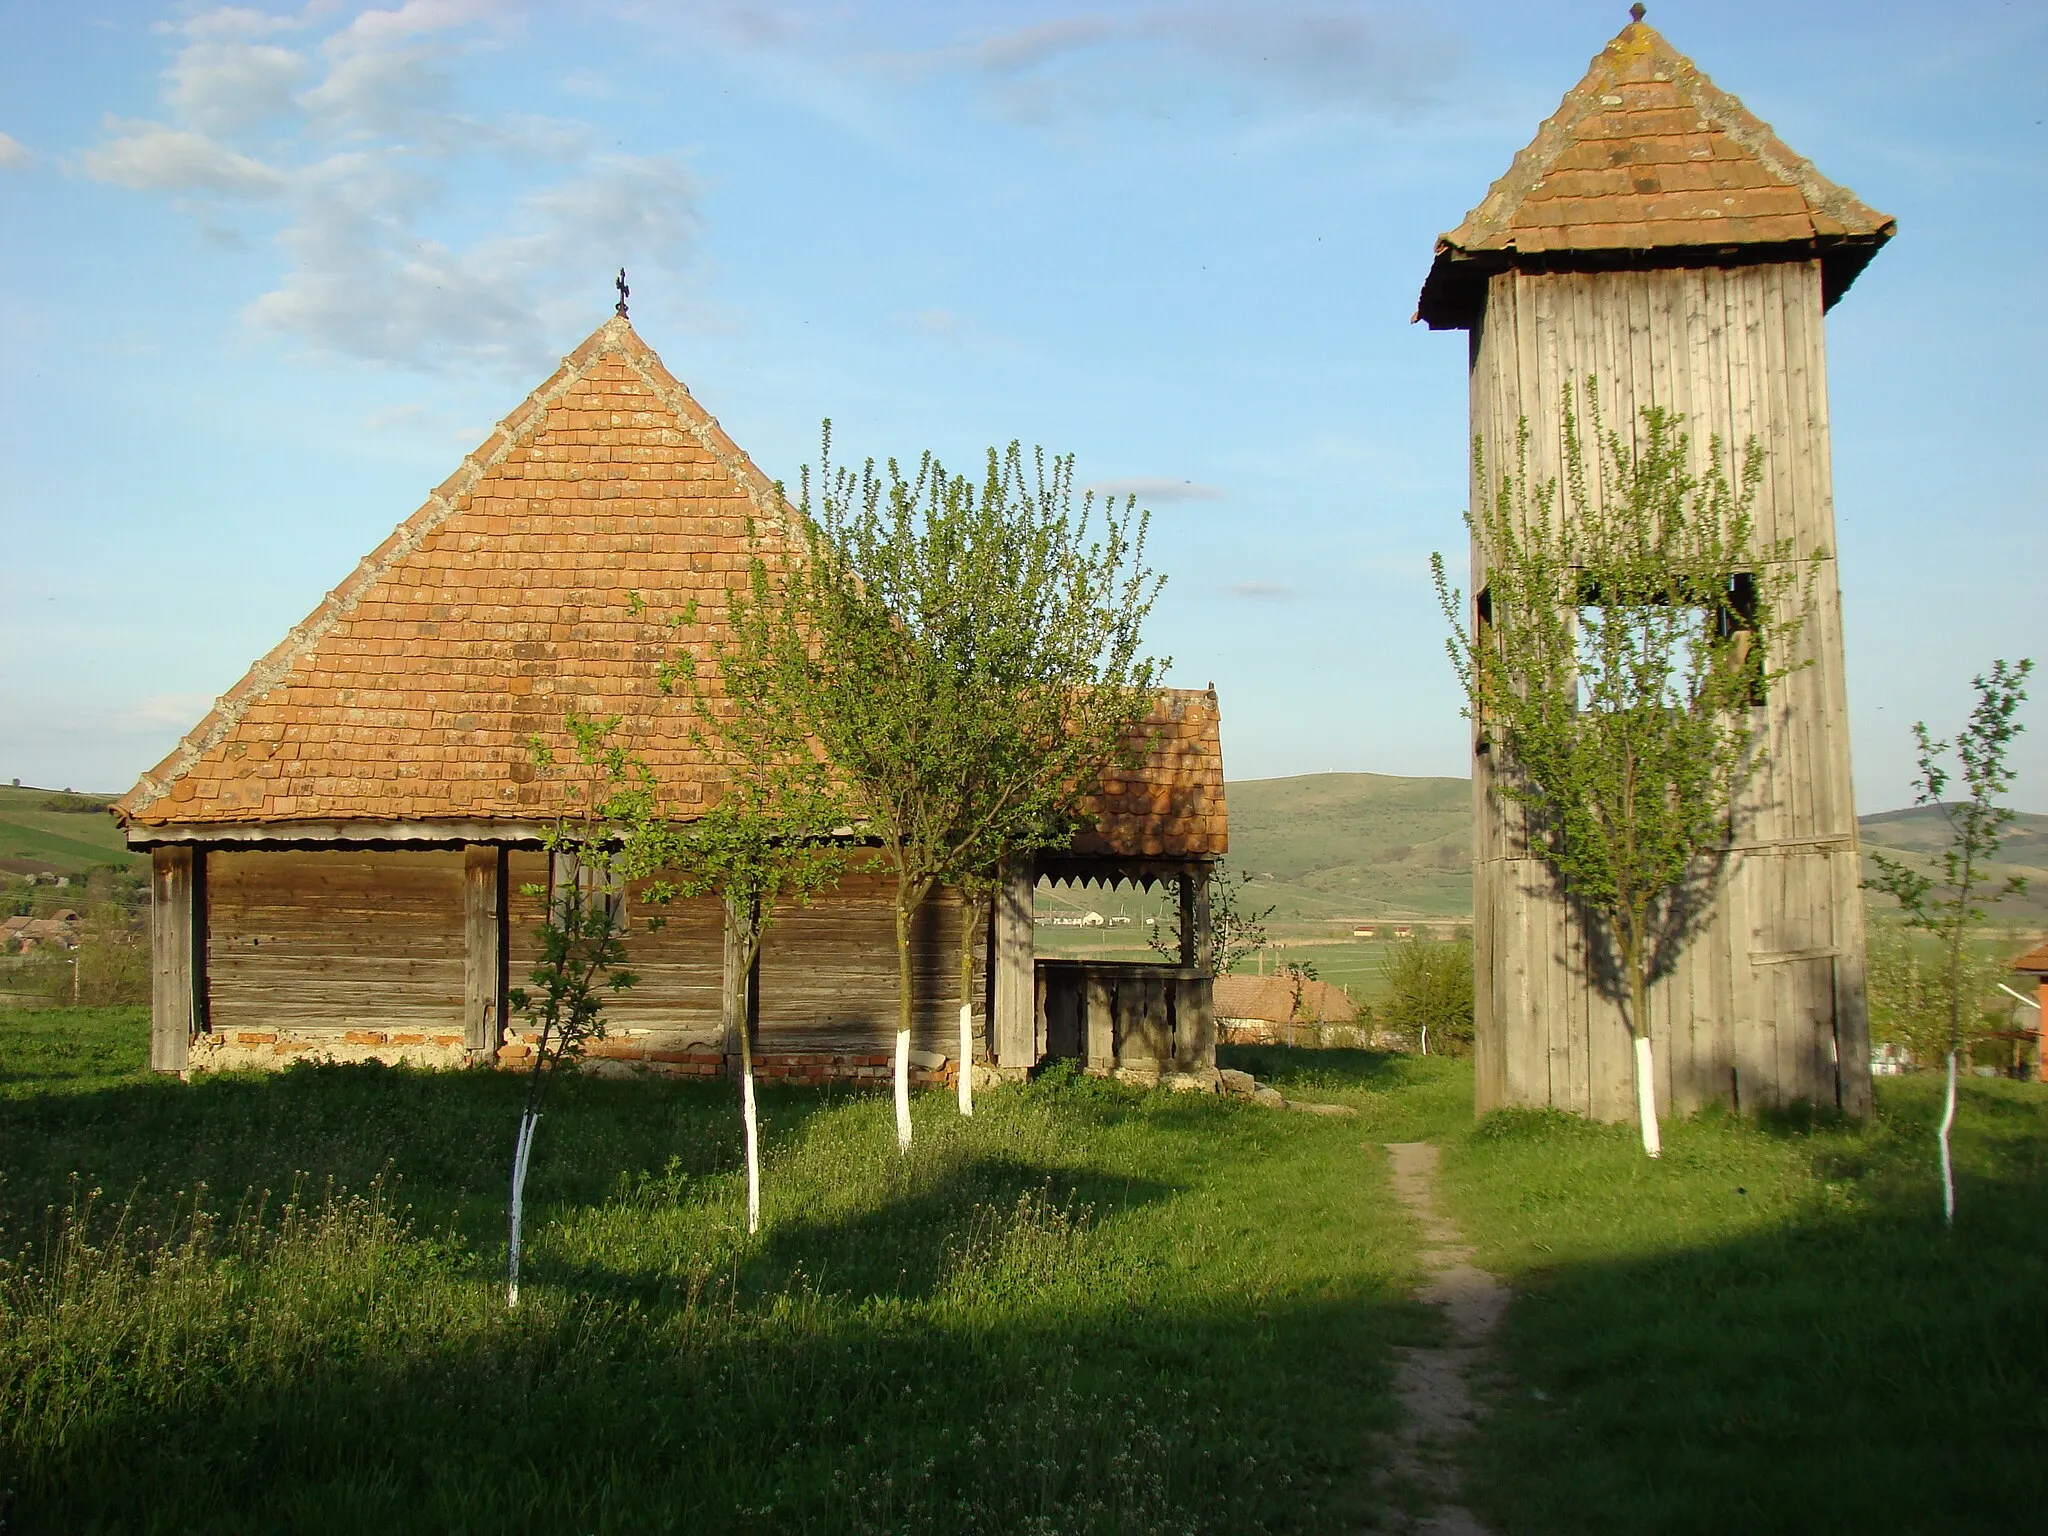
xmin=1218 ymin=1043 xmax=1420 ymax=1089
xmin=0 ymin=1060 xmax=855 ymax=1249
xmin=1460 ymin=1100 xmax=2048 ymax=1536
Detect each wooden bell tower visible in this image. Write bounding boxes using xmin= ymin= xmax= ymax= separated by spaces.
xmin=1417 ymin=9 xmax=1895 ymax=1121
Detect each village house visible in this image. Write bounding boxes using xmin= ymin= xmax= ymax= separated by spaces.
xmin=114 ymin=315 xmax=1227 ymax=1086
xmin=1213 ymin=973 xmax=1368 ymax=1048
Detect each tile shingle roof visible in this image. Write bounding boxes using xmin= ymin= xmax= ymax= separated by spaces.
xmin=115 ymin=317 xmax=1224 ymax=859
xmin=1417 ymin=14 xmax=1894 ymax=329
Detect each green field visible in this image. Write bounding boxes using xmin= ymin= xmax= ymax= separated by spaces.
xmin=1217 ymin=775 xmax=2048 ymax=932
xmin=0 ymin=785 xmax=141 ymax=877
xmin=3 ymin=1009 xmax=2042 ymax=1533
xmin=1223 ymin=772 xmax=1472 ymax=920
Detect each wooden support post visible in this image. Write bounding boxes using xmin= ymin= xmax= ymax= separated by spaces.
xmin=1084 ymin=973 xmax=1114 ymax=1074
xmin=150 ymin=845 xmax=199 ymax=1073
xmin=1191 ymin=863 xmax=1214 ymax=973
xmin=1176 ymin=976 xmax=1216 ymax=1070
xmin=1178 ymin=867 xmax=1197 ymax=968
xmin=463 ymin=845 xmax=502 ymax=1056
xmin=994 ymin=858 xmax=1036 ymax=1068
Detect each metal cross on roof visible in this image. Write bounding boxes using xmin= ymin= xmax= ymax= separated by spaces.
xmin=615 ymin=268 xmax=630 ymax=318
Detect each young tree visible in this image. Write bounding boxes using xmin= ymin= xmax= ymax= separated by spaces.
xmin=1865 ymin=659 xmax=2033 ymax=1225
xmin=731 ymin=429 xmax=1166 ymax=1149
xmin=1434 ymin=382 xmax=1816 ymax=1157
xmin=611 ymin=594 xmax=853 ymax=1233
xmin=1378 ymin=939 xmax=1476 ymax=1056
xmin=1147 ymin=858 xmax=1273 ymax=975
xmin=504 ymin=716 xmax=640 ymax=1307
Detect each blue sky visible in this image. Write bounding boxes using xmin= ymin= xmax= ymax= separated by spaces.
xmin=1 ymin=0 xmax=2043 ymax=811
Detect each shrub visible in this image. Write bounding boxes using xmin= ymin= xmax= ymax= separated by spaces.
xmin=1377 ymin=939 xmax=1475 ymax=1055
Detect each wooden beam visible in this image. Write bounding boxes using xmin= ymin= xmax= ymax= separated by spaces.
xmin=150 ymin=845 xmax=197 ymax=1072
xmin=993 ymin=857 xmax=1036 ymax=1067
xmin=463 ymin=844 xmax=502 ymax=1056
xmin=1178 ymin=868 xmax=1197 ymax=968
xmin=1084 ymin=974 xmax=1114 ymax=1074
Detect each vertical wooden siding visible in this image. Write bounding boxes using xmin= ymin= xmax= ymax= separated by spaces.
xmin=504 ymin=849 xmax=726 ymax=1042
xmin=1468 ymin=262 xmax=1871 ymax=1121
xmin=206 ymin=849 xmax=465 ymax=1034
xmin=757 ymin=871 xmax=986 ymax=1057
xmin=505 ymin=855 xmax=986 ymax=1059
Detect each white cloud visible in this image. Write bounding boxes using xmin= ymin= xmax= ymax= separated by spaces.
xmin=167 ymin=41 xmax=309 ymax=134
xmin=1087 ymin=477 xmax=1225 ymax=503
xmin=166 ymin=7 xmax=311 ymax=43
xmin=0 ymin=131 xmax=33 ymax=171
xmin=83 ymin=2 xmax=699 ymax=375
xmin=333 ymin=0 xmax=518 ymax=49
xmin=885 ymin=5 xmax=1457 ymax=121
xmin=80 ymin=119 xmax=287 ymax=195
xmin=131 ymin=692 xmax=218 ymax=730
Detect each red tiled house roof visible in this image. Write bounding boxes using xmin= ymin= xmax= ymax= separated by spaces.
xmin=1417 ymin=14 xmax=1895 ymax=329
xmin=115 ymin=317 xmax=1224 ymax=859
xmin=2013 ymin=940 xmax=2048 ymax=978
xmin=1214 ymin=973 xmax=1360 ymax=1026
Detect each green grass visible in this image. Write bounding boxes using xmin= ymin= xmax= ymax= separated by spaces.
xmin=1221 ymin=1045 xmax=2048 ymax=1535
xmin=6 ymin=1014 xmax=2042 ymax=1534
xmin=0 ymin=1009 xmax=1437 ymax=1534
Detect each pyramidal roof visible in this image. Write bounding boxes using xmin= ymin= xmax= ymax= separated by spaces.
xmin=1417 ymin=11 xmax=1894 ymax=328
xmin=115 ymin=316 xmax=1226 ymax=858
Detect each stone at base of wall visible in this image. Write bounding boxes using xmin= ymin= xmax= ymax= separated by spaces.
xmin=189 ymin=1029 xmax=471 ymax=1071
xmin=1219 ymin=1018 xmax=1402 ymax=1050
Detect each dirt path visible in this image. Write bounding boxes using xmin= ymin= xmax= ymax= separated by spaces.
xmin=1377 ymin=1141 xmax=1510 ymax=1536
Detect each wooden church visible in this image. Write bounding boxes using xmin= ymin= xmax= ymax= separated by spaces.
xmin=1418 ymin=9 xmax=1894 ymax=1120
xmin=115 ymin=315 xmax=1227 ymax=1083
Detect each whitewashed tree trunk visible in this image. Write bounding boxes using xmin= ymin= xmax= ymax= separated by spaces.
xmin=958 ymin=1003 xmax=974 ymax=1117
xmin=742 ymin=1067 xmax=761 ymax=1234
xmin=507 ymin=1109 xmax=541 ymax=1308
xmin=1939 ymin=1049 xmax=1958 ymax=1225
xmin=895 ymin=1027 xmax=913 ymax=1152
xmin=1634 ymin=1034 xmax=1662 ymax=1159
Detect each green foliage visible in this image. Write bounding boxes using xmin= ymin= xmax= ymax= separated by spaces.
xmin=1865 ymin=660 xmax=2033 ymax=1059
xmin=1864 ymin=923 xmax=2017 ymax=1069
xmin=1434 ymin=381 xmax=1815 ymax=1052
xmin=731 ymin=425 xmax=1169 ymax=1043
xmin=1146 ymin=858 xmax=1273 ymax=972
xmin=1864 ymin=661 xmax=2032 ymax=1222
xmin=1376 ymin=940 xmax=1475 ymax=1055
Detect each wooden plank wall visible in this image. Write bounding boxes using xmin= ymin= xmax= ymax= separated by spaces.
xmin=756 ymin=871 xmax=986 ymax=1057
xmin=206 ymin=849 xmax=465 ymax=1034
xmin=504 ymin=849 xmax=726 ymax=1042
xmin=1467 ymin=261 xmax=1871 ymax=1120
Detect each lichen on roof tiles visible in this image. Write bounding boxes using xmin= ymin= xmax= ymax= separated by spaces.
xmin=116 ymin=317 xmax=1224 ymax=860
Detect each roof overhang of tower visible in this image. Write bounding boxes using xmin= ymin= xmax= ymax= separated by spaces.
xmin=1416 ymin=17 xmax=1896 ymax=330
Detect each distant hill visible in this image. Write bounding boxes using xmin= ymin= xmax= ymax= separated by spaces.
xmin=0 ymin=785 xmax=141 ymax=877
xmin=1223 ymin=773 xmax=1471 ymax=920
xmin=1221 ymin=775 xmax=2048 ymax=930
xmin=1858 ymin=804 xmax=2048 ymax=928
